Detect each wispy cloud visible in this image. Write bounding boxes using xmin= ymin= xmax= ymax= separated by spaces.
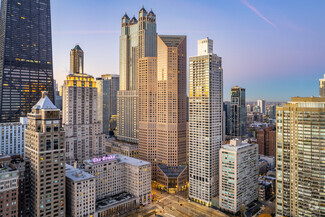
xmin=240 ymin=0 xmax=275 ymax=27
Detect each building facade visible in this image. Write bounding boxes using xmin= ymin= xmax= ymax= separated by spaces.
xmin=230 ymin=86 xmax=246 ymax=138
xmin=97 ymin=74 xmax=119 ymax=135
xmin=219 ymin=139 xmax=258 ymax=213
xmin=223 ymin=102 xmax=231 ymax=136
xmin=105 ymin=137 xmax=138 ymax=158
xmin=63 ymin=60 xmax=105 ymax=165
xmin=117 ymin=7 xmax=157 ymax=143
xmin=70 ymin=45 xmax=84 ymax=74
xmin=276 ymin=97 xmax=325 ymax=217
xmin=257 ymin=99 xmax=266 ymax=115
xmin=257 ymin=126 xmax=276 ymax=157
xmin=0 ymin=117 xmax=27 ymax=156
xmin=0 ymin=0 xmax=54 ymax=123
xmin=24 ymin=92 xmax=66 ymax=217
xmin=0 ymin=156 xmax=19 ymax=217
xmin=189 ymin=38 xmax=223 ymax=206
xmin=319 ymin=74 xmax=325 ymax=97
xmin=65 ymin=164 xmax=96 ymax=217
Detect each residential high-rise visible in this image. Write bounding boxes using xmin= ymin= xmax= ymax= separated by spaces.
xmin=155 ymin=35 xmax=188 ymax=192
xmin=276 ymin=97 xmax=325 ymax=217
xmin=257 ymin=99 xmax=266 ymax=115
xmin=117 ymin=7 xmax=157 ymax=143
xmin=257 ymin=126 xmax=276 ymax=157
xmin=24 ymin=92 xmax=66 ymax=217
xmin=63 ymin=72 xmax=105 ymax=165
xmin=268 ymin=104 xmax=276 ymax=119
xmin=0 ymin=117 xmax=27 ymax=156
xmin=65 ymin=164 xmax=96 ymax=217
xmin=0 ymin=0 xmax=54 ymax=123
xmin=189 ymin=38 xmax=223 ymax=206
xmin=319 ymin=74 xmax=325 ymax=97
xmin=230 ymin=86 xmax=246 ymax=138
xmin=70 ymin=45 xmax=84 ymax=74
xmin=219 ymin=139 xmax=258 ymax=213
xmin=97 ymin=74 xmax=119 ymax=135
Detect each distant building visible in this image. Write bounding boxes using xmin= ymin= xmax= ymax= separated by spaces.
xmin=230 ymin=86 xmax=246 ymax=138
xmin=319 ymin=74 xmax=325 ymax=97
xmin=65 ymin=164 xmax=96 ymax=217
xmin=257 ymin=99 xmax=266 ymax=115
xmin=105 ymin=138 xmax=138 ymax=158
xmin=97 ymin=74 xmax=119 ymax=135
xmin=24 ymin=92 xmax=66 ymax=216
xmin=189 ymin=38 xmax=223 ymax=206
xmin=276 ymin=97 xmax=325 ymax=217
xmin=268 ymin=104 xmax=276 ymax=119
xmin=70 ymin=45 xmax=84 ymax=74
xmin=246 ymin=104 xmax=252 ymax=113
xmin=0 ymin=156 xmax=19 ymax=217
xmin=223 ymin=102 xmax=231 ymax=136
xmin=84 ymin=154 xmax=151 ymax=204
xmin=0 ymin=117 xmax=27 ymax=156
xmin=219 ymin=139 xmax=258 ymax=213
xmin=257 ymin=126 xmax=276 ymax=157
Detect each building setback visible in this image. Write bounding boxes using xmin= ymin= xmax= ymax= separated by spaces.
xmin=97 ymin=74 xmax=119 ymax=135
xmin=0 ymin=0 xmax=54 ymax=122
xmin=24 ymin=92 xmax=66 ymax=217
xmin=117 ymin=7 xmax=157 ymax=143
xmin=0 ymin=117 xmax=27 ymax=156
xmin=219 ymin=139 xmax=258 ymax=213
xmin=189 ymin=38 xmax=223 ymax=206
xmin=230 ymin=86 xmax=246 ymax=138
xmin=65 ymin=164 xmax=96 ymax=217
xmin=276 ymin=97 xmax=325 ymax=216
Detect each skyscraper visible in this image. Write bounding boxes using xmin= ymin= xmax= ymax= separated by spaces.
xmin=97 ymin=74 xmax=119 ymax=135
xmin=276 ymin=97 xmax=325 ymax=217
xmin=230 ymin=86 xmax=246 ymax=138
xmin=155 ymin=35 xmax=187 ymax=192
xmin=319 ymin=74 xmax=325 ymax=97
xmin=0 ymin=0 xmax=54 ymax=122
xmin=70 ymin=45 xmax=84 ymax=74
xmin=257 ymin=99 xmax=266 ymax=115
xmin=117 ymin=7 xmax=157 ymax=143
xmin=24 ymin=92 xmax=65 ymax=217
xmin=189 ymin=38 xmax=223 ymax=206
xmin=63 ymin=46 xmax=105 ymax=165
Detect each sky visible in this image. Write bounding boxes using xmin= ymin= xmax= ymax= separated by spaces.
xmin=51 ymin=0 xmax=325 ymax=101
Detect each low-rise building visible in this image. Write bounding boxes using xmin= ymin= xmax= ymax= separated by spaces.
xmin=219 ymin=139 xmax=258 ymax=214
xmin=105 ymin=138 xmax=138 ymax=158
xmin=66 ymin=164 xmax=96 ymax=217
xmin=0 ymin=118 xmax=27 ymax=156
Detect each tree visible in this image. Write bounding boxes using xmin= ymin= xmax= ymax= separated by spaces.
xmin=240 ymin=204 xmax=247 ymax=217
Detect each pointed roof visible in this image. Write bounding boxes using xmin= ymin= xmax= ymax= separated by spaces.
xmin=148 ymin=9 xmax=155 ymax=16
xmin=73 ymin=45 xmax=82 ymax=51
xmin=139 ymin=6 xmax=147 ymax=13
xmin=130 ymin=16 xmax=138 ymax=24
xmin=158 ymin=35 xmax=186 ymax=47
xmin=122 ymin=13 xmax=130 ymax=20
xmin=32 ymin=92 xmax=57 ymax=110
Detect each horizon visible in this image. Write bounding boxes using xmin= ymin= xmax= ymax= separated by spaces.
xmin=49 ymin=0 xmax=324 ymax=101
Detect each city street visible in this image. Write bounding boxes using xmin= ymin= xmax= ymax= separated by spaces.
xmin=128 ymin=189 xmax=227 ymax=217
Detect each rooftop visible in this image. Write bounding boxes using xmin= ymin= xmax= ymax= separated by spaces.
xmin=32 ymin=92 xmax=57 ymax=110
xmin=73 ymin=45 xmax=82 ymax=51
xmin=159 ymin=35 xmax=186 ymax=47
xmin=96 ymin=192 xmax=135 ymax=211
xmin=158 ymin=164 xmax=187 ymax=178
xmin=84 ymin=154 xmax=149 ymax=167
xmin=222 ymin=140 xmax=257 ymax=151
xmin=65 ymin=164 xmax=94 ymax=182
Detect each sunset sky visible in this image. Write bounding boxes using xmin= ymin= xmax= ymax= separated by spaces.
xmin=50 ymin=0 xmax=325 ymax=101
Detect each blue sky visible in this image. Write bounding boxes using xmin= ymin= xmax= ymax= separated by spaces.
xmin=51 ymin=0 xmax=325 ymax=101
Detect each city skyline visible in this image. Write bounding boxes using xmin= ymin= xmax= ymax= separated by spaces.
xmin=48 ymin=0 xmax=325 ymax=101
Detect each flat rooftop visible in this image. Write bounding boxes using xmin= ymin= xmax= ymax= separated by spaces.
xmin=65 ymin=164 xmax=94 ymax=182
xmin=84 ymin=154 xmax=150 ymax=167
xmin=96 ymin=192 xmax=135 ymax=210
xmin=222 ymin=139 xmax=257 ymax=152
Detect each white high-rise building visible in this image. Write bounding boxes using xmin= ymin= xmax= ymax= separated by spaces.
xmin=0 ymin=117 xmax=27 ymax=156
xmin=189 ymin=38 xmax=223 ymax=206
xmin=219 ymin=139 xmax=258 ymax=213
xmin=319 ymin=74 xmax=325 ymax=97
xmin=257 ymin=99 xmax=266 ymax=115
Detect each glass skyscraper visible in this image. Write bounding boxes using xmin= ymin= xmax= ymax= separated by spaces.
xmin=0 ymin=0 xmax=54 ymax=123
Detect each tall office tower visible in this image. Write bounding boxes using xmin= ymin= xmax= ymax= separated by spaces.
xmin=189 ymin=38 xmax=223 ymax=206
xmin=219 ymin=139 xmax=258 ymax=213
xmin=138 ymin=57 xmax=157 ymax=177
xmin=70 ymin=45 xmax=84 ymax=74
xmin=0 ymin=0 xmax=54 ymax=123
xmin=230 ymin=86 xmax=246 ymax=138
xmin=117 ymin=7 xmax=157 ymax=143
xmin=24 ymin=92 xmax=66 ymax=217
xmin=223 ymin=102 xmax=231 ymax=136
xmin=63 ymin=71 xmax=105 ymax=165
xmin=154 ymin=35 xmax=187 ymax=193
xmin=97 ymin=74 xmax=119 ymax=135
xmin=257 ymin=99 xmax=266 ymax=115
xmin=319 ymin=74 xmax=325 ymax=97
xmin=276 ymin=97 xmax=325 ymax=217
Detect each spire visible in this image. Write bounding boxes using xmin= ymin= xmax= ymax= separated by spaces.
xmin=73 ymin=44 xmax=82 ymax=51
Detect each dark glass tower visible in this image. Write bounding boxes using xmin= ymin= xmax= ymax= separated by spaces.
xmin=0 ymin=0 xmax=54 ymax=122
